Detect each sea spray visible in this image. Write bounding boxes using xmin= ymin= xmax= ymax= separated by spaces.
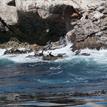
xmin=0 ymin=49 xmax=6 ymax=56
xmin=1 ymin=36 xmax=107 ymax=64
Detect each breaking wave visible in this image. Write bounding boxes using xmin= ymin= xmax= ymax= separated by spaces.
xmin=0 ymin=44 xmax=107 ymax=64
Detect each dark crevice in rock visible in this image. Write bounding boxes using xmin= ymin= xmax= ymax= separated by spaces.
xmin=0 ymin=17 xmax=23 ymax=44
xmin=17 ymin=11 xmax=51 ymax=45
xmin=16 ymin=10 xmax=67 ymax=45
xmin=0 ymin=33 xmax=11 ymax=44
xmin=49 ymin=4 xmax=81 ymax=18
xmin=7 ymin=0 xmax=16 ymax=6
xmin=0 ymin=17 xmax=15 ymax=34
xmin=16 ymin=5 xmax=81 ymax=45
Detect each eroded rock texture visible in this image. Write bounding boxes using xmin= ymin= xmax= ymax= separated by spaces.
xmin=66 ymin=1 xmax=107 ymax=51
xmin=0 ymin=0 xmax=107 ymax=50
xmin=0 ymin=0 xmax=81 ymax=45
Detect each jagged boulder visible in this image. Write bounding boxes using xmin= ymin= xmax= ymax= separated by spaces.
xmin=71 ymin=36 xmax=103 ymax=51
xmin=66 ymin=4 xmax=107 ymax=51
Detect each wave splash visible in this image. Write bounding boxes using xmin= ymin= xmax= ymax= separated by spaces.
xmin=0 ymin=40 xmax=107 ymax=64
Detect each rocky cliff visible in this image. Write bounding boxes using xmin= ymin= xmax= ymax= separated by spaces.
xmin=0 ymin=0 xmax=107 ymax=50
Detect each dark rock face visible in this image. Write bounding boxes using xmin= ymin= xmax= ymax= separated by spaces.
xmin=17 ymin=10 xmax=66 ymax=45
xmin=17 ymin=11 xmax=47 ymax=45
xmin=0 ymin=19 xmax=12 ymax=44
xmin=0 ymin=17 xmax=18 ymax=35
xmin=49 ymin=4 xmax=81 ymax=18
xmin=0 ymin=4 xmax=81 ymax=46
xmin=16 ymin=4 xmax=80 ymax=45
xmin=7 ymin=0 xmax=16 ymax=6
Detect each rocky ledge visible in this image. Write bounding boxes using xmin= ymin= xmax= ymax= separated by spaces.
xmin=0 ymin=0 xmax=107 ymax=52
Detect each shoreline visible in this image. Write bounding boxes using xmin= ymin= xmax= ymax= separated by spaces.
xmin=1 ymin=43 xmax=107 ymax=64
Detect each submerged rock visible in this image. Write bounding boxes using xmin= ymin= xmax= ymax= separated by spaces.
xmin=80 ymin=53 xmax=90 ymax=56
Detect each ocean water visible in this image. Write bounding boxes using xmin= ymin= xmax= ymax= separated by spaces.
xmin=0 ymin=47 xmax=107 ymax=106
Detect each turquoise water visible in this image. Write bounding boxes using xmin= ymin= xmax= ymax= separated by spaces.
xmin=0 ymin=58 xmax=107 ymax=106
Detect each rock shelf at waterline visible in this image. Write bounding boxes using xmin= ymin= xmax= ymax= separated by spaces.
xmin=0 ymin=32 xmax=107 ymax=63
xmin=1 ymin=44 xmax=107 ymax=64
xmin=1 ymin=34 xmax=107 ymax=63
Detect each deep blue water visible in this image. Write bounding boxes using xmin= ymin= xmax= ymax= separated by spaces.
xmin=0 ymin=58 xmax=107 ymax=106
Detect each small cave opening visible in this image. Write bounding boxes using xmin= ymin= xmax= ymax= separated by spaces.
xmin=0 ymin=4 xmax=81 ymax=45
xmin=7 ymin=0 xmax=16 ymax=7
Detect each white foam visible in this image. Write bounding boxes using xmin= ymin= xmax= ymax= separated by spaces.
xmin=44 ymin=44 xmax=73 ymax=56
xmin=1 ymin=44 xmax=107 ymax=64
xmin=79 ymin=48 xmax=107 ymax=64
xmin=0 ymin=49 xmax=6 ymax=56
xmin=0 ymin=50 xmax=42 ymax=63
xmin=53 ymin=47 xmax=107 ymax=64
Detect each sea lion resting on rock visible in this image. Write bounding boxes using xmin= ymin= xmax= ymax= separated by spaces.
xmin=75 ymin=50 xmax=90 ymax=56
xmin=43 ymin=52 xmax=63 ymax=60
